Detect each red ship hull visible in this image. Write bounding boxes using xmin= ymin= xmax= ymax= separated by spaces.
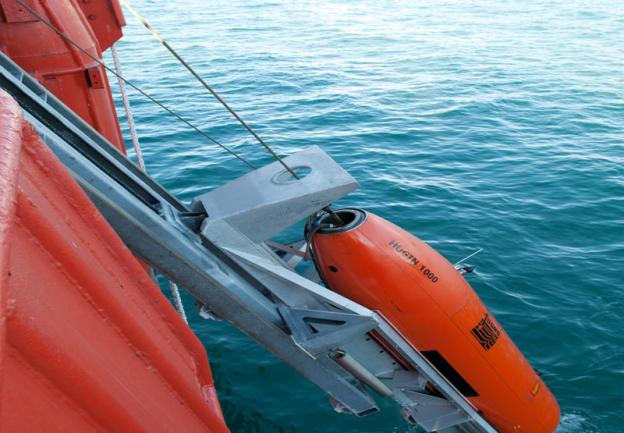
xmin=0 ymin=0 xmax=125 ymax=151
xmin=0 ymin=1 xmax=230 ymax=431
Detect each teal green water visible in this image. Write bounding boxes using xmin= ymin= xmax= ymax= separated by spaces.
xmin=109 ymin=1 xmax=623 ymax=432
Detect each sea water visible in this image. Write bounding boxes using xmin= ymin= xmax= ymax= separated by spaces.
xmin=108 ymin=1 xmax=623 ymax=431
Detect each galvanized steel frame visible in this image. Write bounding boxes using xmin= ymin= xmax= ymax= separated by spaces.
xmin=0 ymin=51 xmax=497 ymax=433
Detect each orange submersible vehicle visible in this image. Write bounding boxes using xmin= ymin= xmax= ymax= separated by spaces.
xmin=310 ymin=209 xmax=560 ymax=433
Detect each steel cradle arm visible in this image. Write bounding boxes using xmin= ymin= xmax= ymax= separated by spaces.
xmin=0 ymin=51 xmax=497 ymax=433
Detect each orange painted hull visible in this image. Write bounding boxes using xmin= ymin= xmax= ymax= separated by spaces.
xmin=312 ymin=210 xmax=559 ymax=433
xmin=0 ymin=89 xmax=229 ymax=433
xmin=0 ymin=0 xmax=126 ymax=151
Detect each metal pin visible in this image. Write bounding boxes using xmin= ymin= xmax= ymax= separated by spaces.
xmin=330 ymin=349 xmax=393 ymax=397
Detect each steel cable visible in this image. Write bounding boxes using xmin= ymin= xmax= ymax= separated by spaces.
xmin=120 ymin=0 xmax=299 ymax=179
xmin=14 ymin=0 xmax=257 ymax=170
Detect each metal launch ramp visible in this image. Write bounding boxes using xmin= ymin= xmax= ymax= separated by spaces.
xmin=0 ymin=51 xmax=498 ymax=433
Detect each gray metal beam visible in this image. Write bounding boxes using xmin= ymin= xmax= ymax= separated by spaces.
xmin=28 ymin=113 xmax=379 ymax=416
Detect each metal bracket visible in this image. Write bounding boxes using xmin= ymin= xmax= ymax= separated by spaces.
xmin=191 ymin=145 xmax=358 ymax=243
xmin=278 ymin=306 xmax=377 ymax=355
xmin=400 ymin=390 xmax=471 ymax=432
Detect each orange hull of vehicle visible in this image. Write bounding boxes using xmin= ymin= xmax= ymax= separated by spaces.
xmin=312 ymin=210 xmax=559 ymax=433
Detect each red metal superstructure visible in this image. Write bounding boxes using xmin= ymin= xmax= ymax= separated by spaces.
xmin=0 ymin=89 xmax=230 ymax=433
xmin=0 ymin=0 xmax=125 ymax=151
xmin=0 ymin=1 xmax=231 ymax=431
